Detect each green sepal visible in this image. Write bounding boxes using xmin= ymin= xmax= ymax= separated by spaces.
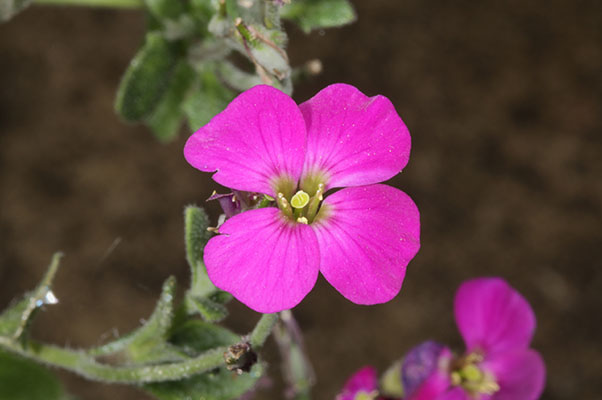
xmin=0 ymin=253 xmax=62 ymax=343
xmin=0 ymin=0 xmax=31 ymax=23
xmin=144 ymin=320 xmax=261 ymax=400
xmin=281 ymin=0 xmax=356 ymax=33
xmin=182 ymin=70 xmax=236 ymax=131
xmin=0 ymin=350 xmax=67 ymax=400
xmin=115 ymin=32 xmax=179 ymax=122
xmin=145 ymin=60 xmax=196 ymax=142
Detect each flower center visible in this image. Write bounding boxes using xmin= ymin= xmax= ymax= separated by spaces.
xmin=276 ymin=183 xmax=325 ymax=224
xmin=450 ymin=352 xmax=500 ymax=396
xmin=353 ymin=390 xmax=379 ymax=400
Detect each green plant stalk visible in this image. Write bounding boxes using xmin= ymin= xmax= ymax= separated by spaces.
xmin=249 ymin=313 xmax=278 ymax=349
xmin=0 ymin=313 xmax=276 ymax=384
xmin=34 ymin=0 xmax=142 ymax=8
xmin=0 ymin=336 xmax=226 ymax=383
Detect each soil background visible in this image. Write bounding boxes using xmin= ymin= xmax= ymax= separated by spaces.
xmin=1 ymin=1 xmax=601 ymax=399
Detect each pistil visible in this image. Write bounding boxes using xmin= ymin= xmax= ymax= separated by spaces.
xmin=276 ymin=184 xmax=325 ymax=224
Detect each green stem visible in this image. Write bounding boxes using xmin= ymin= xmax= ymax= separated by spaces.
xmin=0 ymin=336 xmax=226 ymax=383
xmin=34 ymin=0 xmax=143 ymax=8
xmin=249 ymin=313 xmax=278 ymax=349
xmin=0 ymin=312 xmax=278 ymax=383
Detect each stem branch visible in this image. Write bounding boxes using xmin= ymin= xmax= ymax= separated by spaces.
xmin=0 ymin=311 xmax=278 ymax=383
xmin=0 ymin=336 xmax=226 ymax=383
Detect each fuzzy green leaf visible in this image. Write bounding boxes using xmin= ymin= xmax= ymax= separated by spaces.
xmin=145 ymin=364 xmax=261 ymax=400
xmin=89 ymin=277 xmax=185 ymax=364
xmin=145 ymin=60 xmax=196 ymax=142
xmin=183 ymin=206 xmax=227 ymax=312
xmin=0 ymin=0 xmax=31 ymax=23
xmin=115 ymin=32 xmax=178 ymax=122
xmin=144 ymin=0 xmax=186 ymax=20
xmin=186 ymin=296 xmax=229 ymax=323
xmin=123 ymin=277 xmax=188 ymax=364
xmin=145 ymin=320 xmax=260 ymax=400
xmin=281 ymin=0 xmax=356 ymax=33
xmin=184 ymin=205 xmax=213 ymax=271
xmin=0 ymin=253 xmax=62 ymax=342
xmin=170 ymin=319 xmax=238 ymax=353
xmin=0 ymin=350 xmax=66 ymax=400
xmin=183 ymin=70 xmax=235 ymax=131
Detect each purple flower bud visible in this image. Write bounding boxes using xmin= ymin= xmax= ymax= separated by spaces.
xmin=402 ymin=341 xmax=450 ymax=398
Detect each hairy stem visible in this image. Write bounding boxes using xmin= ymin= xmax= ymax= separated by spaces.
xmin=249 ymin=313 xmax=278 ymax=349
xmin=0 ymin=336 xmax=226 ymax=383
xmin=0 ymin=313 xmax=276 ymax=383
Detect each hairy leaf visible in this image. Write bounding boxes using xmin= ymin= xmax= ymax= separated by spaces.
xmin=115 ymin=32 xmax=178 ymax=122
xmin=0 ymin=350 xmax=66 ymax=400
xmin=0 ymin=253 xmax=62 ymax=342
xmin=145 ymin=320 xmax=261 ymax=400
xmin=144 ymin=0 xmax=186 ymax=21
xmin=145 ymin=60 xmax=195 ymax=142
xmin=182 ymin=71 xmax=235 ymax=131
xmin=281 ymin=0 xmax=356 ymax=33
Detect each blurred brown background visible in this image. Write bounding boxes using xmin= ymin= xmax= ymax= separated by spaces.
xmin=1 ymin=0 xmax=601 ymax=399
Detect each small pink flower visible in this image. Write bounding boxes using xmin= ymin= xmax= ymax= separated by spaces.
xmin=403 ymin=278 xmax=546 ymax=400
xmin=336 ymin=366 xmax=381 ymax=400
xmin=184 ymin=84 xmax=420 ymax=312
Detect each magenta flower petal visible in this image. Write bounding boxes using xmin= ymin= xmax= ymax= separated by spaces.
xmin=454 ymin=278 xmax=536 ymax=355
xmin=299 ymin=83 xmax=411 ymax=189
xmin=204 ymin=208 xmax=320 ymax=313
xmin=336 ymin=366 xmax=379 ymax=400
xmin=481 ymin=349 xmax=546 ymax=400
xmin=436 ymin=387 xmax=471 ymax=400
xmin=313 ymin=184 xmax=420 ymax=304
xmin=184 ymin=85 xmax=307 ymax=196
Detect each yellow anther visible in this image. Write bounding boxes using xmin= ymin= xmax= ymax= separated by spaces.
xmin=355 ymin=390 xmax=379 ymax=400
xmin=277 ymin=192 xmax=293 ymax=219
xmin=480 ymin=381 xmax=500 ymax=395
xmin=451 ymin=371 xmax=462 ymax=386
xmin=297 ymin=217 xmax=309 ymax=224
xmin=291 ymin=190 xmax=310 ymax=209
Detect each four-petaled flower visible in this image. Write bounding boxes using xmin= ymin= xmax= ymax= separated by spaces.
xmin=184 ymin=83 xmax=420 ymax=313
xmin=336 ymin=366 xmax=382 ymax=400
xmin=403 ymin=278 xmax=546 ymax=400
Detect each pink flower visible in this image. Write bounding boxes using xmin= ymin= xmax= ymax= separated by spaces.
xmin=403 ymin=278 xmax=546 ymax=400
xmin=336 ymin=366 xmax=382 ymax=400
xmin=184 ymin=84 xmax=420 ymax=313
